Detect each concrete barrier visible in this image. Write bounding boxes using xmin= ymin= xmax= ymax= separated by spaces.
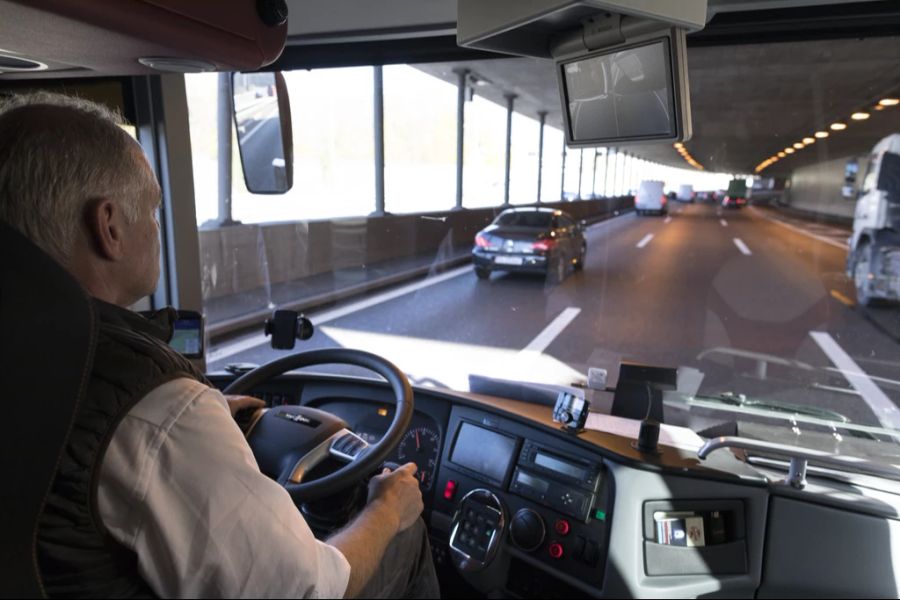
xmin=199 ymin=196 xmax=633 ymax=332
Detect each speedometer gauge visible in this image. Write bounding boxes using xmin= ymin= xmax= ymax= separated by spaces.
xmin=397 ymin=426 xmax=440 ymax=490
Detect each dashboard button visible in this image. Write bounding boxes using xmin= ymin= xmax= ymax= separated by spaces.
xmin=548 ymin=542 xmax=564 ymax=560
xmin=554 ymin=519 xmax=571 ymax=536
xmin=443 ymin=480 xmax=457 ymax=501
xmin=583 ymin=541 xmax=600 ymax=567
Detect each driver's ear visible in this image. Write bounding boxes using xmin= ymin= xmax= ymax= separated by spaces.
xmin=84 ymin=197 xmax=125 ymax=261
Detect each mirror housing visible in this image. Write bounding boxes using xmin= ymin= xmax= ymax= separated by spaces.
xmin=232 ymin=71 xmax=293 ymax=194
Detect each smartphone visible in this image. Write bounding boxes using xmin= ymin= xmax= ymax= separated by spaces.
xmin=169 ymin=310 xmax=204 ymax=359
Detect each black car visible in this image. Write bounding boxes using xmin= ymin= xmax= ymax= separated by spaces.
xmin=472 ymin=208 xmax=587 ymax=281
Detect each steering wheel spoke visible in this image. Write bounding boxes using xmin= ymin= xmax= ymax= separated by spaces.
xmin=329 ymin=430 xmax=370 ymax=463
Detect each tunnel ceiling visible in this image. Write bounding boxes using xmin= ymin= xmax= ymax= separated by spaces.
xmin=414 ymin=35 xmax=900 ymax=176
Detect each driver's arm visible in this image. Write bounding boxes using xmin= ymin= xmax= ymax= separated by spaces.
xmin=327 ymin=463 xmax=424 ymax=598
xmin=97 ymin=378 xmax=351 ymax=598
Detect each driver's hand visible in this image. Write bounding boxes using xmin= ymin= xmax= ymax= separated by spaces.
xmin=224 ymin=395 xmax=266 ymax=418
xmin=367 ymin=462 xmax=424 ymax=533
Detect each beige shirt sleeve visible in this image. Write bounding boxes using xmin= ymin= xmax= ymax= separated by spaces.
xmin=97 ymin=377 xmax=351 ymax=599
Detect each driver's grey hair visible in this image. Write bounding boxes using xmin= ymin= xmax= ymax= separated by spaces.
xmin=0 ymin=92 xmax=154 ymax=266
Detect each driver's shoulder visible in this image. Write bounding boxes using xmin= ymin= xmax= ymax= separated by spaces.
xmin=124 ymin=377 xmax=227 ymax=433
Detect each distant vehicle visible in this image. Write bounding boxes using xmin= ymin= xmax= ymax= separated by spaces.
xmin=677 ymin=184 xmax=695 ymax=202
xmin=847 ymin=133 xmax=900 ymax=306
xmin=696 ymin=190 xmax=716 ymax=202
xmin=722 ymin=179 xmax=748 ymax=208
xmin=472 ymin=208 xmax=586 ymax=282
xmin=635 ymin=180 xmax=667 ymax=215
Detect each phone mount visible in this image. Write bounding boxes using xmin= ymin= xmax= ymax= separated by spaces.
xmin=553 ymin=392 xmax=590 ymax=433
xmin=265 ymin=310 xmax=314 ymax=350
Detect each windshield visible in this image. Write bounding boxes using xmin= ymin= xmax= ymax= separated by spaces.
xmin=185 ymin=35 xmax=900 ymax=469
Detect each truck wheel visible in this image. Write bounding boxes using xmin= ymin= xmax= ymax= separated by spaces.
xmin=853 ymin=242 xmax=878 ymax=307
xmin=475 ymin=267 xmax=491 ymax=280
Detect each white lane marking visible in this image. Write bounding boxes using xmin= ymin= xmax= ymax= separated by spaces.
xmin=751 ymin=208 xmax=848 ymax=250
xmin=208 ymin=264 xmax=472 ymax=362
xmin=810 ymin=331 xmax=900 ymax=431
xmin=521 ymin=307 xmax=582 ymax=354
xmin=720 ymin=219 xmax=728 ymax=227
xmin=239 ymin=104 xmax=279 ymax=144
xmin=636 ymin=233 xmax=655 ymax=249
xmin=664 ymin=216 xmax=672 ymax=224
xmin=733 ymin=238 xmax=752 ymax=255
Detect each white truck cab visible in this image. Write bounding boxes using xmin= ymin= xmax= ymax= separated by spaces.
xmin=848 ymin=134 xmax=900 ymax=305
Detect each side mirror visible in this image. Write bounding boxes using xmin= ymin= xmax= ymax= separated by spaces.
xmin=232 ymin=71 xmax=293 ymax=194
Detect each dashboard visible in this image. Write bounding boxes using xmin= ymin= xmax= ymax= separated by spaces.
xmin=208 ymin=371 xmax=900 ymax=599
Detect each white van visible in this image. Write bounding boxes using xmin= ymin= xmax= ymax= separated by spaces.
xmin=677 ymin=184 xmax=695 ymax=202
xmin=635 ymin=180 xmax=667 ymax=216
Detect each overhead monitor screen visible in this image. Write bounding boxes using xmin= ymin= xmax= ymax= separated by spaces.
xmin=561 ymin=38 xmax=677 ymax=144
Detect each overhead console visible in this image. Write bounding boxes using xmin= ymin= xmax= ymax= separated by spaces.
xmin=457 ymin=0 xmax=709 ymax=146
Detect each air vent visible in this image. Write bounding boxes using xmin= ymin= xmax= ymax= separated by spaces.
xmin=0 ymin=53 xmax=47 ymax=72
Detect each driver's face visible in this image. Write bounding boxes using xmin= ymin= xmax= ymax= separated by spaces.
xmin=120 ymin=144 xmax=161 ymax=304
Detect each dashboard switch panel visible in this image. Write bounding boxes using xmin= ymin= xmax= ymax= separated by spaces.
xmin=450 ymin=489 xmax=506 ymax=572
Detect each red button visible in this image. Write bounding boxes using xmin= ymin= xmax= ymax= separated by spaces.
xmin=555 ymin=519 xmax=571 ymax=536
xmin=443 ymin=480 xmax=457 ymax=501
xmin=549 ymin=542 xmax=564 ymax=559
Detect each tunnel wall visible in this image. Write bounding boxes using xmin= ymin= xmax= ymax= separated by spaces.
xmin=197 ymin=196 xmax=634 ymax=302
xmin=785 ymin=154 xmax=869 ymax=219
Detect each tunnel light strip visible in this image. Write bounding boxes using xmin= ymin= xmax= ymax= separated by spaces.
xmin=754 ymin=96 xmax=898 ymax=173
xmin=673 ymin=143 xmax=704 ymax=170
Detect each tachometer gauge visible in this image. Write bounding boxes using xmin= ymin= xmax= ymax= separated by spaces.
xmin=397 ymin=426 xmax=440 ymax=490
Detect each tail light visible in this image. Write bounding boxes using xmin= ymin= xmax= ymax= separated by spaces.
xmin=532 ymin=239 xmax=557 ymax=252
xmin=475 ymin=234 xmax=490 ymax=248
xmin=661 ymin=195 xmax=668 ymax=205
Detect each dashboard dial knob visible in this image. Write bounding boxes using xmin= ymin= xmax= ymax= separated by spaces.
xmin=509 ymin=508 xmax=546 ymax=552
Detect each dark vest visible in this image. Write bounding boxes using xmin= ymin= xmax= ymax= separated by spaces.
xmin=36 ymin=300 xmax=208 ymax=598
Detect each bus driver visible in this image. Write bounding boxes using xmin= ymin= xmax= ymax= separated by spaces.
xmin=0 ymin=92 xmax=440 ymax=599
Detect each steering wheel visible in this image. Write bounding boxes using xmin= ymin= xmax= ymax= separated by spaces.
xmin=223 ymin=348 xmax=413 ymax=503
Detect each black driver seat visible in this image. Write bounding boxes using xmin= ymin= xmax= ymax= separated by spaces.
xmin=0 ymin=222 xmax=98 ymax=598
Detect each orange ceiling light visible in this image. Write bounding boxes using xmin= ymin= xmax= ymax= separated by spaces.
xmin=830 ymin=122 xmax=847 ymax=131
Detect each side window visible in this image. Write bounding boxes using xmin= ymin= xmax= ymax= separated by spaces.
xmin=860 ymin=153 xmax=879 ymax=195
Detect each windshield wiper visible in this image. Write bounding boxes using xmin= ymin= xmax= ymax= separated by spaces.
xmin=697 ymin=392 xmax=850 ymax=422
xmin=684 ymin=393 xmax=890 ymax=441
